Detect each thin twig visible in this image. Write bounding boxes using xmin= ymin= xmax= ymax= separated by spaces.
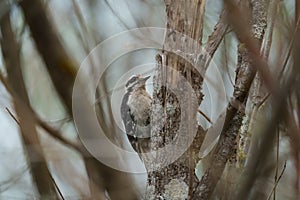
xmin=256 ymin=93 xmax=271 ymax=109
xmin=273 ymin=128 xmax=280 ymax=200
xmin=267 ymin=161 xmax=287 ymax=200
xmin=0 ymin=166 xmax=29 ymax=193
xmin=5 ymin=106 xmax=82 ymax=155
xmin=278 ymin=14 xmax=300 ymax=77
xmin=198 ymin=109 xmax=213 ymax=124
xmin=49 ymin=175 xmax=65 ymax=200
xmin=5 ymin=107 xmax=19 ymax=125
xmin=35 ymin=115 xmax=83 ymax=154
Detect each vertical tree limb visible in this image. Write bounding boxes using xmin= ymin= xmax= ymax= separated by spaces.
xmin=192 ymin=0 xmax=268 ymax=198
xmin=148 ymin=0 xmax=230 ymax=199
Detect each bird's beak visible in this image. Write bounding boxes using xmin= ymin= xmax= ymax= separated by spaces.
xmin=142 ymin=76 xmax=150 ymax=82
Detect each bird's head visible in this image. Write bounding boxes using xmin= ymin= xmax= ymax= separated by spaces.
xmin=125 ymin=75 xmax=150 ymax=92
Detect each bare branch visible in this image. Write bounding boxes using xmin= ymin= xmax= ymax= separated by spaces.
xmin=0 ymin=12 xmax=59 ymax=199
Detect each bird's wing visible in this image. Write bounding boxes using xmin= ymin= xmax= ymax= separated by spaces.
xmin=120 ymin=92 xmax=136 ymax=136
xmin=127 ymin=134 xmax=151 ymax=161
xmin=121 ymin=92 xmax=151 ymax=162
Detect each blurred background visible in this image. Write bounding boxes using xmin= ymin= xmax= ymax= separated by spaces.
xmin=0 ymin=0 xmax=298 ymax=199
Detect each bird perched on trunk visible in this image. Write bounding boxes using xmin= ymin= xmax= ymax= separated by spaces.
xmin=121 ymin=75 xmax=152 ymax=160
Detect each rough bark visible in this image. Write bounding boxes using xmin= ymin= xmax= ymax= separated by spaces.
xmin=147 ymin=0 xmax=229 ymax=199
xmin=192 ymin=0 xmax=268 ymax=199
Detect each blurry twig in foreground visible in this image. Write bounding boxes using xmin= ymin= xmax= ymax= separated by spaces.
xmin=17 ymin=0 xmax=141 ymax=199
xmin=267 ymin=161 xmax=287 ymax=200
xmin=0 ymin=12 xmax=59 ymax=199
xmin=5 ymin=107 xmax=82 ymax=154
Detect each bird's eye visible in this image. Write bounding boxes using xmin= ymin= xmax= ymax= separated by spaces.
xmin=126 ymin=76 xmax=138 ymax=87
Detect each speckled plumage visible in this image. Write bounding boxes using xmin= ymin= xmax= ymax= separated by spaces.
xmin=120 ymin=75 xmax=152 ymax=156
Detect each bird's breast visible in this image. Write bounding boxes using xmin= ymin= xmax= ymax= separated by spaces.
xmin=127 ymin=90 xmax=151 ymax=125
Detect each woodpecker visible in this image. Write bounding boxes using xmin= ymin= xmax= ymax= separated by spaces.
xmin=121 ymin=75 xmax=152 ymax=159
